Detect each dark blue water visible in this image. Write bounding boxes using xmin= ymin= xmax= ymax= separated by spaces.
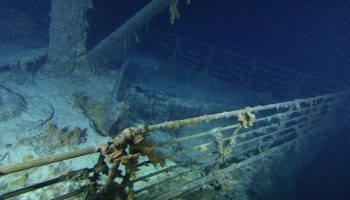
xmin=151 ymin=0 xmax=350 ymax=84
xmin=296 ymin=129 xmax=350 ymax=200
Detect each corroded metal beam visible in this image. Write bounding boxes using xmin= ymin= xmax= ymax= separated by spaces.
xmin=77 ymin=0 xmax=173 ymax=68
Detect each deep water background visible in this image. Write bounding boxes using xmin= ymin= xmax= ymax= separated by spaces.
xmin=296 ymin=127 xmax=350 ymax=200
xmin=152 ymin=0 xmax=350 ymax=84
xmin=2 ymin=0 xmax=350 ymax=199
